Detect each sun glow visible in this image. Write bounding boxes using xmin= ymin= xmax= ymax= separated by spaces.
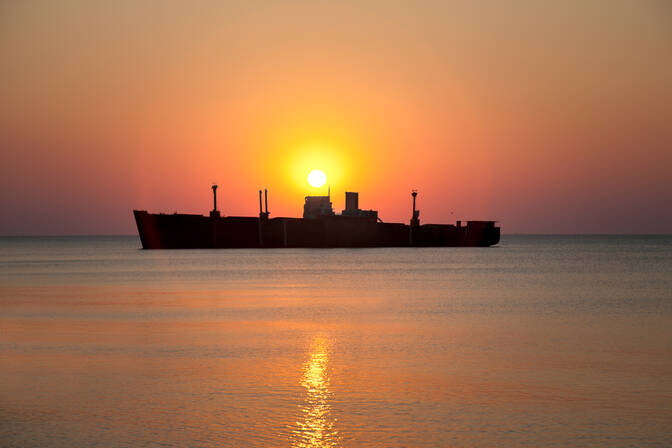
xmin=307 ymin=170 xmax=327 ymax=188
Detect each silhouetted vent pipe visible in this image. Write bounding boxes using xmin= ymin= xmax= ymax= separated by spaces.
xmin=411 ymin=191 xmax=420 ymax=222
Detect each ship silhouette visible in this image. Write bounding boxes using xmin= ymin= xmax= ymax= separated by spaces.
xmin=133 ymin=186 xmax=500 ymax=248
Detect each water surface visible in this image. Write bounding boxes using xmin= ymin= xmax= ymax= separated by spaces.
xmin=1 ymin=236 xmax=671 ymax=447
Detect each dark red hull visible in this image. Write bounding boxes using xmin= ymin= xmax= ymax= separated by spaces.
xmin=133 ymin=210 xmax=500 ymax=249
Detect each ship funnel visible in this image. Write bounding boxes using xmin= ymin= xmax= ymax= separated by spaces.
xmin=345 ymin=192 xmax=358 ymax=212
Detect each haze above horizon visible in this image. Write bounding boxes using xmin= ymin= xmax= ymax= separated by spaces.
xmin=1 ymin=1 xmax=671 ymax=235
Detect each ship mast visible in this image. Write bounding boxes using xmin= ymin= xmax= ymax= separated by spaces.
xmin=410 ymin=190 xmax=419 ymax=227
xmin=210 ymin=184 xmax=220 ymax=218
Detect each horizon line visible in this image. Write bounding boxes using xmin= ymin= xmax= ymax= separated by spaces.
xmin=1 ymin=233 xmax=671 ymax=238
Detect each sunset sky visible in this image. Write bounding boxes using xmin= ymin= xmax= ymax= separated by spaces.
xmin=1 ymin=0 xmax=670 ymax=234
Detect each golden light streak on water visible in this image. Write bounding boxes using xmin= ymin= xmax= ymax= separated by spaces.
xmin=292 ymin=336 xmax=339 ymax=448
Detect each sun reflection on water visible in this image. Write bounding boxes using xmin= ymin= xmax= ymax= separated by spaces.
xmin=291 ymin=336 xmax=339 ymax=448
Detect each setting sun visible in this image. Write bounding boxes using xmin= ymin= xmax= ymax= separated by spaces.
xmin=307 ymin=170 xmax=327 ymax=188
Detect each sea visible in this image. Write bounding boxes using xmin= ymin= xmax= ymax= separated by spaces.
xmin=1 ymin=235 xmax=671 ymax=447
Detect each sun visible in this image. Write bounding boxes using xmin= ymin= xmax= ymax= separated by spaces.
xmin=307 ymin=169 xmax=327 ymax=188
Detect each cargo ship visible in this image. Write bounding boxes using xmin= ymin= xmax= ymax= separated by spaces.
xmin=133 ymin=185 xmax=499 ymax=249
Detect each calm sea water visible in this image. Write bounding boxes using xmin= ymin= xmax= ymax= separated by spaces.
xmin=1 ymin=236 xmax=671 ymax=447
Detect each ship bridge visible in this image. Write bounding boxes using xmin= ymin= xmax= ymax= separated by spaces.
xmin=303 ymin=195 xmax=335 ymax=219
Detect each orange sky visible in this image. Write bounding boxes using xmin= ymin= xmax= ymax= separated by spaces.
xmin=1 ymin=1 xmax=671 ymax=234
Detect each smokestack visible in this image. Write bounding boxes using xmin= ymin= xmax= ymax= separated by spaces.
xmin=264 ymin=189 xmax=268 ymax=214
xmin=259 ymin=190 xmax=263 ymax=215
xmin=345 ymin=192 xmax=358 ymax=211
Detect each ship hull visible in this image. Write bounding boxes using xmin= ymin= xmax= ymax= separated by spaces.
xmin=134 ymin=210 xmax=500 ymax=249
